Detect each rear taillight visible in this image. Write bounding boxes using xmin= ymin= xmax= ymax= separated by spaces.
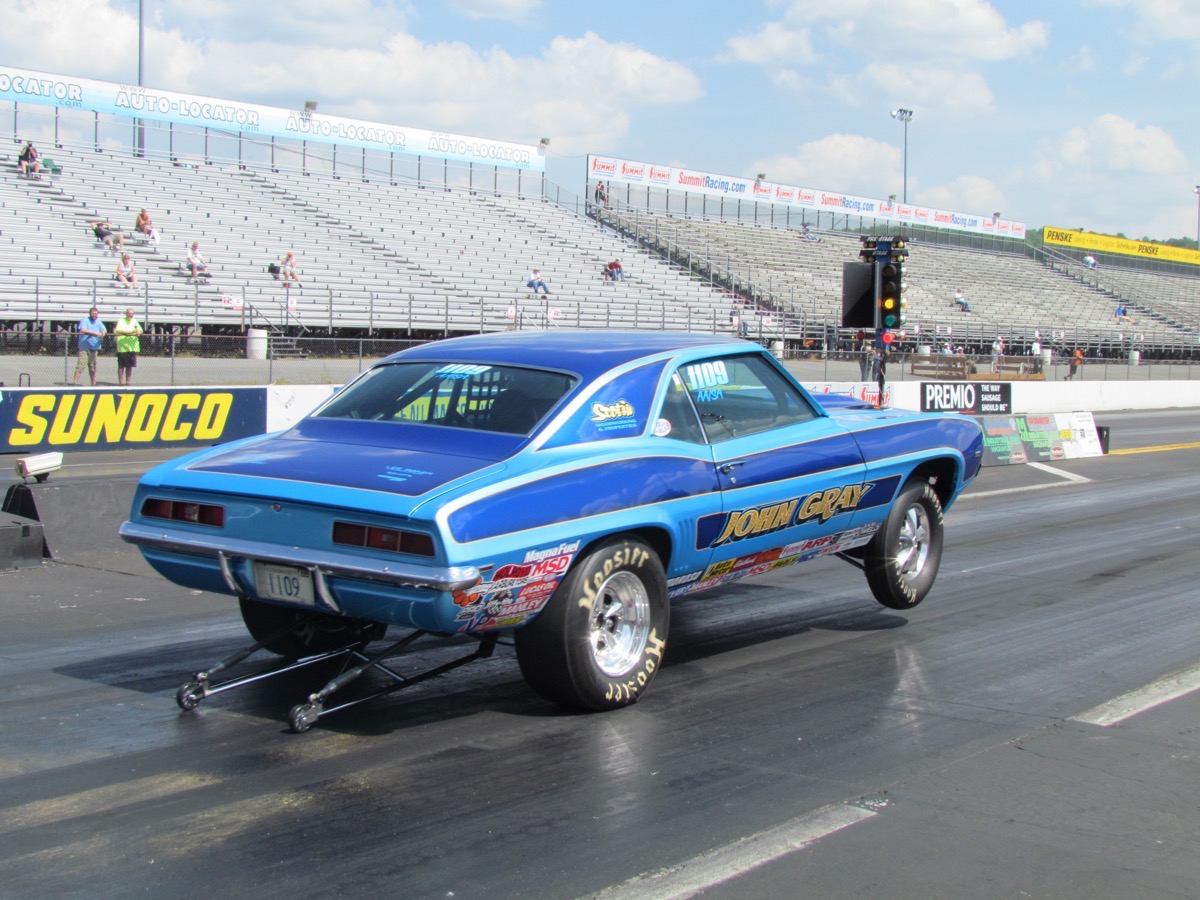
xmin=141 ymin=497 xmax=225 ymax=527
xmin=332 ymin=521 xmax=435 ymax=557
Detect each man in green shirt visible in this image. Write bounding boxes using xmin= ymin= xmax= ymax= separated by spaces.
xmin=114 ymin=308 xmax=143 ymax=386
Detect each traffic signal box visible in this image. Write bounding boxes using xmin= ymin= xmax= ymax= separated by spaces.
xmin=840 ymin=236 xmax=907 ymax=331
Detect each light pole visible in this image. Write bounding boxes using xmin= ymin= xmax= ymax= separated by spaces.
xmin=890 ymin=108 xmax=913 ymax=204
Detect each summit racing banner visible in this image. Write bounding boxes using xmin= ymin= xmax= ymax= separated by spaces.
xmin=0 ymin=388 xmax=267 ymax=453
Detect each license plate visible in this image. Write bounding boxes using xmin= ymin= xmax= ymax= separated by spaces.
xmin=254 ymin=562 xmax=315 ymax=606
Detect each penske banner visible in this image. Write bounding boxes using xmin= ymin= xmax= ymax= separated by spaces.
xmin=0 ymin=388 xmax=267 ymax=452
xmin=1043 ymin=227 xmax=1200 ymax=266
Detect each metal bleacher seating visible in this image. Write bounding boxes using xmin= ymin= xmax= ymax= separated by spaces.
xmin=1 ymin=144 xmax=1196 ymax=353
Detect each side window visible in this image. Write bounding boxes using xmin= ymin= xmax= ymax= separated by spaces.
xmin=654 ymin=372 xmax=707 ymax=443
xmin=678 ymin=354 xmax=817 ymax=442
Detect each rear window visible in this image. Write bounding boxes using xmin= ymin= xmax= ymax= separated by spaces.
xmin=315 ymin=362 xmax=576 ymax=435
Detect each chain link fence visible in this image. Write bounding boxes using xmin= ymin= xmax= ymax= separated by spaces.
xmin=2 ymin=330 xmax=1197 ymax=388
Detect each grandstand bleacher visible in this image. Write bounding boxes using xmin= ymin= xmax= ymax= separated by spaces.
xmin=2 ymin=142 xmax=1198 ymax=362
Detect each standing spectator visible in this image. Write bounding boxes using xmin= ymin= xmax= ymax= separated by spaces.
xmin=280 ymin=250 xmax=303 ymax=288
xmin=1030 ymin=336 xmax=1042 ymax=374
xmin=114 ymin=307 xmax=143 ymax=386
xmin=134 ymin=208 xmax=159 ymax=247
xmin=875 ymin=347 xmax=888 ymax=405
xmin=73 ymin=306 xmax=106 ymax=386
xmin=90 ymin=220 xmax=124 ymax=254
xmin=526 ymin=267 xmax=551 ymax=295
xmin=17 ymin=141 xmax=40 ymax=177
xmin=1065 ymin=348 xmax=1084 ymax=381
xmin=606 ymin=258 xmax=624 ymax=282
xmin=115 ymin=252 xmax=137 ymax=288
xmin=186 ymin=241 xmax=210 ymax=280
xmin=990 ymin=337 xmax=1005 ymax=373
xmin=593 ymin=181 xmax=608 ymax=208
xmin=729 ymin=302 xmax=748 ymax=337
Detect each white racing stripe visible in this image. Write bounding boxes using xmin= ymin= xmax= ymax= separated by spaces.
xmin=587 ymin=803 xmax=875 ymax=900
xmin=1072 ymin=663 xmax=1200 ymax=726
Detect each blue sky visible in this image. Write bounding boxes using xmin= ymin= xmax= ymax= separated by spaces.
xmin=2 ymin=0 xmax=1197 ymax=241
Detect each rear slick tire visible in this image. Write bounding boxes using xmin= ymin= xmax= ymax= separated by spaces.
xmin=514 ymin=536 xmax=669 ymax=711
xmin=864 ymin=480 xmax=944 ymax=610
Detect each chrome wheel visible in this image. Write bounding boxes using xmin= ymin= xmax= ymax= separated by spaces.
xmin=895 ymin=502 xmax=932 ymax=578
xmin=589 ymin=570 xmax=651 ymax=677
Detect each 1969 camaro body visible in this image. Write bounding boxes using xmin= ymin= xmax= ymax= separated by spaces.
xmin=121 ymin=331 xmax=983 ymax=715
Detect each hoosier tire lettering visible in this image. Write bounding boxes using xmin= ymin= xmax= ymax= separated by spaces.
xmin=515 ymin=536 xmax=669 ymax=710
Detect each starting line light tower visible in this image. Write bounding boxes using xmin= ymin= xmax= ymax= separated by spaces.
xmin=841 ymin=236 xmax=907 ymax=332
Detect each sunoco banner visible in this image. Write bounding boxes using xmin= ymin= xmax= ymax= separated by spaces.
xmin=0 ymin=387 xmax=268 ymax=453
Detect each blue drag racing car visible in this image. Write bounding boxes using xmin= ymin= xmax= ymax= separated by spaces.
xmin=121 ymin=331 xmax=982 ymax=726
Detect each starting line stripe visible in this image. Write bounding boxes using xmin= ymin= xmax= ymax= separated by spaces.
xmin=1071 ymin=663 xmax=1200 ymax=727
xmin=1108 ymin=441 xmax=1200 ymax=456
xmin=588 ymin=804 xmax=875 ymax=900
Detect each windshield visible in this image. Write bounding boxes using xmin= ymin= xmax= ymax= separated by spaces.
xmin=315 ymin=362 xmax=577 ymax=435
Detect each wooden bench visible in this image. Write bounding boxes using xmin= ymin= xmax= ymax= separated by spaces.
xmin=908 ymin=356 xmax=974 ymax=379
xmin=972 ymin=355 xmax=1046 ymax=381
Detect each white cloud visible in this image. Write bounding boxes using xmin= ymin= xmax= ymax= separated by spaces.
xmin=445 ymin=0 xmax=541 ymax=22
xmin=0 ymin=2 xmax=702 ymax=153
xmin=827 ymin=64 xmax=995 ymax=118
xmin=1041 ymin=114 xmax=1186 ymax=177
xmin=918 ymin=175 xmax=1007 ymax=216
xmin=751 ymin=134 xmax=901 ymax=199
xmin=725 ymin=21 xmax=816 ymax=66
xmin=733 ymin=0 xmax=1048 ymax=64
xmin=1085 ymin=0 xmax=1200 ymax=43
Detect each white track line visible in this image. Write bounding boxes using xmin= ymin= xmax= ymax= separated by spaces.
xmin=588 ymin=804 xmax=875 ymax=900
xmin=1072 ymin=663 xmax=1200 ymax=726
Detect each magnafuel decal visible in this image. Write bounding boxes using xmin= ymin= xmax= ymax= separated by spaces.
xmin=452 ymin=540 xmax=581 ymax=632
xmin=0 ymin=388 xmax=268 ymax=452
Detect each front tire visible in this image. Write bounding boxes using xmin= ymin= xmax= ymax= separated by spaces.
xmin=238 ymin=597 xmax=386 ymax=658
xmin=514 ymin=537 xmax=669 ymax=710
xmin=864 ymin=480 xmax=944 ymax=610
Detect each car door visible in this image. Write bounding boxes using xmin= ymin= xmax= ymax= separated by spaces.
xmin=673 ymin=352 xmax=872 ymax=588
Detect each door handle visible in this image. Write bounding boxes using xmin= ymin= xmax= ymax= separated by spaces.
xmin=718 ymin=460 xmax=745 ymax=475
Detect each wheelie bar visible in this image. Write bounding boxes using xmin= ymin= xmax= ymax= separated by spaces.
xmin=175 ymin=613 xmax=373 ymax=712
xmin=174 ymin=615 xmax=499 ymax=733
xmin=288 ymin=631 xmax=499 ymax=733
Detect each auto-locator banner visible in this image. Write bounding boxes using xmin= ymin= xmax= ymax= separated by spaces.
xmin=0 ymin=388 xmax=267 ymax=453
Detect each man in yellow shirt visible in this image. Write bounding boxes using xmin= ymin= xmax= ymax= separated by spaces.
xmin=114 ymin=308 xmax=144 ymax=386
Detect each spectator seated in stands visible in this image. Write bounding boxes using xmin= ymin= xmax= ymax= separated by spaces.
xmin=526 ymin=267 xmax=551 ymax=295
xmin=606 ymin=258 xmax=624 ymax=282
xmin=801 ymin=224 xmax=821 ymax=242
xmin=90 ymin=220 xmax=124 ymax=254
xmin=1083 ymin=254 xmax=1098 ymax=269
xmin=279 ymin=250 xmax=303 ymax=288
xmin=17 ymin=141 xmax=41 ymax=178
xmin=953 ymin=289 xmax=972 ymax=312
xmin=134 ymin=209 xmax=159 ymax=247
xmin=115 ymin=253 xmax=137 ymax=288
xmin=186 ymin=241 xmax=210 ymax=280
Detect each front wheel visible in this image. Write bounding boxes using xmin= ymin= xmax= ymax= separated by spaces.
xmin=514 ymin=537 xmax=669 ymax=710
xmin=864 ymin=480 xmax=944 ymax=610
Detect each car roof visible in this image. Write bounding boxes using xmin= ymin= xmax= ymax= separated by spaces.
xmin=383 ymin=331 xmax=751 ymax=380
